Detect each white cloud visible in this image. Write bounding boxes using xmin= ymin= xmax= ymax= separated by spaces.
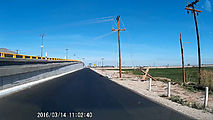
xmin=203 ymin=0 xmax=212 ymax=12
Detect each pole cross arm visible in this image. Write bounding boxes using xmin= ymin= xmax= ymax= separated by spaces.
xmin=185 ymin=7 xmax=202 ymax=12
xmin=112 ymin=29 xmax=126 ymax=31
xmin=112 ymin=29 xmax=118 ymax=31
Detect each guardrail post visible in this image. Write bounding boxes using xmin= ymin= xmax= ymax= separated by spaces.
xmin=149 ymin=78 xmax=152 ymax=92
xmin=167 ymin=82 xmax=171 ymax=97
xmin=204 ymin=87 xmax=209 ymax=108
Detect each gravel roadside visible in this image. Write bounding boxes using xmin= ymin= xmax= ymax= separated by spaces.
xmin=91 ymin=68 xmax=213 ymax=120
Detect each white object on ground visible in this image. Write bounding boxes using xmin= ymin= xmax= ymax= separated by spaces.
xmin=149 ymin=78 xmax=152 ymax=92
xmin=204 ymin=87 xmax=209 ymax=108
xmin=168 ymin=82 xmax=171 ymax=97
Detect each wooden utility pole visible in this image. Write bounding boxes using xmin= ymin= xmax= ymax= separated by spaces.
xmin=185 ymin=0 xmax=202 ymax=84
xmin=180 ymin=33 xmax=186 ymax=83
xmin=112 ymin=16 xmax=126 ymax=78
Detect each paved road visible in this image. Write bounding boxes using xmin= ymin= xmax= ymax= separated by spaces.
xmin=0 ymin=68 xmax=192 ymax=120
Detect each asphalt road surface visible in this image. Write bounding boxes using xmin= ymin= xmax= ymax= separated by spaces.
xmin=0 ymin=68 xmax=193 ymax=120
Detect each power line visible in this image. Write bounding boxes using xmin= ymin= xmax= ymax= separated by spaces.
xmin=120 ymin=17 xmax=126 ymax=29
xmin=119 ymin=17 xmax=136 ymax=67
xmin=113 ymin=19 xmax=118 ymax=27
xmin=87 ymin=19 xmax=114 ymax=24
xmin=93 ymin=31 xmax=116 ymax=40
xmin=93 ymin=16 xmax=114 ymax=20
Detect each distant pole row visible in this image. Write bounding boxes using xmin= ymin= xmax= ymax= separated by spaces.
xmin=39 ymin=34 xmax=76 ymax=60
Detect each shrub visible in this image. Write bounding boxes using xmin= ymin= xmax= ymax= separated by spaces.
xmin=201 ymin=69 xmax=213 ymax=90
xmin=169 ymin=95 xmax=186 ymax=105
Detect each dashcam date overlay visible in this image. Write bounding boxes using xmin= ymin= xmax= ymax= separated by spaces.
xmin=37 ymin=111 xmax=93 ymax=118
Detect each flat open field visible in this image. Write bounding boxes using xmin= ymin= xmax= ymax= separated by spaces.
xmin=106 ymin=67 xmax=213 ymax=91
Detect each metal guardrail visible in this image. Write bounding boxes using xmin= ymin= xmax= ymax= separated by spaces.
xmin=0 ymin=62 xmax=84 ymax=90
xmin=0 ymin=52 xmax=81 ymax=62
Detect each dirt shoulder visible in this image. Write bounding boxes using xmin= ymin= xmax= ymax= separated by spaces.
xmin=91 ymin=68 xmax=213 ymax=120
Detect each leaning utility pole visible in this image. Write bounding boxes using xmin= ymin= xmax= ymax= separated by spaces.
xmin=112 ymin=16 xmax=126 ymax=78
xmin=185 ymin=0 xmax=202 ymax=84
xmin=40 ymin=33 xmax=45 ymax=57
xmin=180 ymin=33 xmax=186 ymax=83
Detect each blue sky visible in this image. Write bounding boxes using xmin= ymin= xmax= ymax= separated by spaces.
xmin=0 ymin=0 xmax=212 ymax=66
